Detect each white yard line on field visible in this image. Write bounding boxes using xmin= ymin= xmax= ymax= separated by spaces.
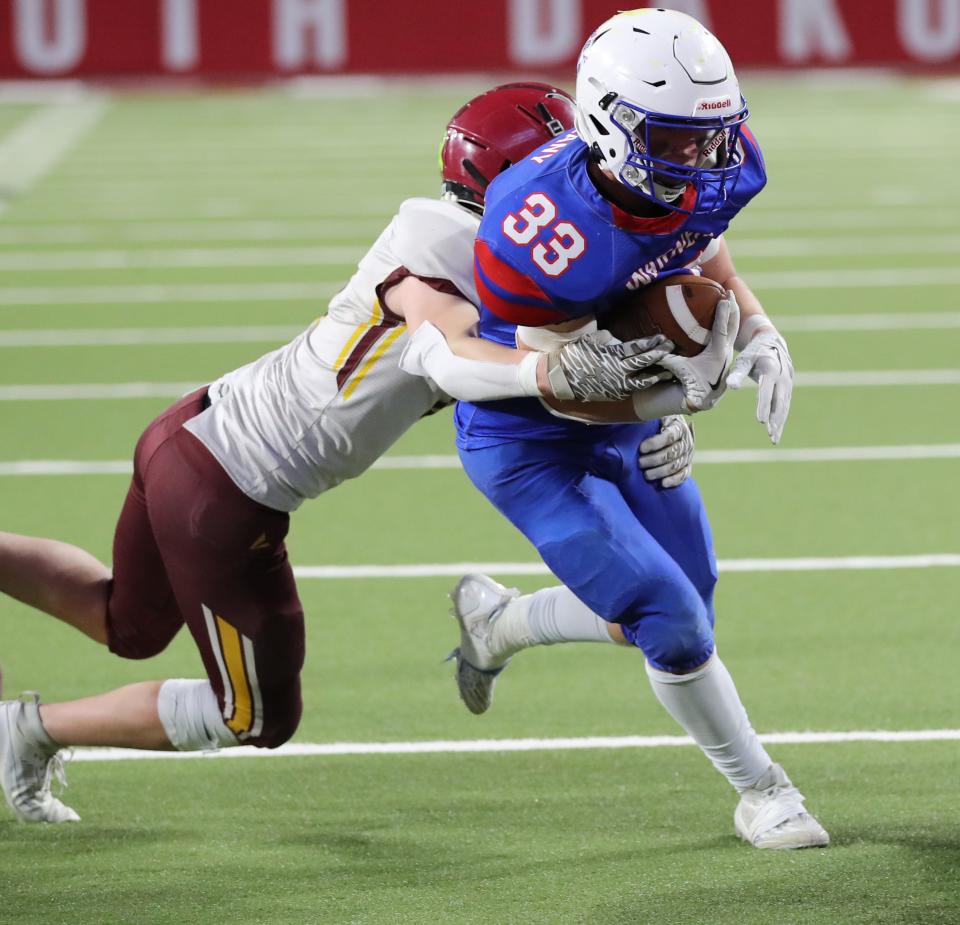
xmin=3 ymin=444 xmax=960 ymax=476
xmin=0 ymin=209 xmax=953 ymax=245
xmin=738 ymin=208 xmax=960 ymax=230
xmin=0 ymin=370 xmax=956 ymax=401
xmin=289 ymin=555 xmax=960 ymax=580
xmin=2 ymin=237 xmax=960 ymax=271
xmin=746 ymin=268 xmax=960 ymax=289
xmin=2 ymin=270 xmax=959 ymax=306
xmin=0 ymin=98 xmax=109 ymax=203
xmin=728 ymin=235 xmax=960 ymax=257
xmin=0 ymin=313 xmax=956 ymax=348
xmin=0 ymin=282 xmax=340 ymax=306
xmin=70 ymin=728 xmax=960 ymax=763
xmin=0 ymin=246 xmax=364 ymax=271
xmin=0 ymin=382 xmax=200 ymax=400
xmin=775 ymin=312 xmax=960 ymax=332
xmin=0 ymin=218 xmax=385 ymax=245
xmin=0 ymin=325 xmax=303 ymax=347
xmin=376 ymin=445 xmax=960 ymax=467
xmin=798 ymin=370 xmax=960 ymax=386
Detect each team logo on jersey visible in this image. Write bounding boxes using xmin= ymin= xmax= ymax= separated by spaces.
xmin=530 ymin=131 xmax=579 ymax=164
xmin=626 ymin=232 xmax=712 ymax=289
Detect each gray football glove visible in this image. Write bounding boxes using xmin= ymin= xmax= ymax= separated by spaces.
xmin=638 ymin=415 xmax=694 ymax=488
xmin=547 ymin=331 xmax=672 ymax=402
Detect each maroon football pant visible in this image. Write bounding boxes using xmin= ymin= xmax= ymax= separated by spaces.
xmin=106 ymin=390 xmax=305 ymax=748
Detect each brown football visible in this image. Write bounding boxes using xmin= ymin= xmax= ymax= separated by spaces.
xmin=603 ymin=275 xmax=726 ymax=356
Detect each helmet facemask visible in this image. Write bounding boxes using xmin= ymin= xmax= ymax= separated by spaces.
xmin=605 ymin=98 xmax=749 ymax=216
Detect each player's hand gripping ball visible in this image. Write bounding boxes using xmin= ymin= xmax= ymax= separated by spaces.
xmin=603 ymin=274 xmax=726 ymax=357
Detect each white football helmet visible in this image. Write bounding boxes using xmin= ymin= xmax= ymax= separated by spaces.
xmin=575 ymin=8 xmax=749 ymax=216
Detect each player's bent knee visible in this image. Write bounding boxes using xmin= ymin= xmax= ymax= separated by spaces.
xmin=106 ymin=598 xmax=181 ymax=660
xmin=246 ymin=689 xmax=302 ymax=749
xmin=107 ymin=624 xmax=177 ymax=660
xmin=157 ymin=678 xmax=239 ymax=751
xmin=619 ymin=591 xmax=715 ymax=673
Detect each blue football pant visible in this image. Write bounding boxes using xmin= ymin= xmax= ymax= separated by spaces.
xmin=459 ymin=423 xmax=718 ymax=672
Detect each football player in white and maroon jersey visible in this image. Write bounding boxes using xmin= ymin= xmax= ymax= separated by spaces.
xmin=0 ymin=82 xmax=695 ymax=824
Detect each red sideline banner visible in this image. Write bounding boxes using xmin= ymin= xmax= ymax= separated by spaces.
xmin=1 ymin=0 xmax=959 ymax=78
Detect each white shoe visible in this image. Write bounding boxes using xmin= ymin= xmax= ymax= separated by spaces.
xmin=0 ymin=693 xmax=80 ymax=823
xmin=734 ymin=763 xmax=828 ymax=849
xmin=447 ymin=574 xmax=519 ymax=715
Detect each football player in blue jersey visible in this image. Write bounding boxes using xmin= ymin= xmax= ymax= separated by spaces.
xmin=444 ymin=9 xmax=827 ymax=849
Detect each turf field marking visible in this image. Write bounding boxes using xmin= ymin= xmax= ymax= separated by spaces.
xmin=0 ymin=282 xmax=341 ymax=306
xmin=0 ymin=246 xmax=364 ymax=271
xmin=0 ymin=383 xmax=200 ymax=400
xmin=288 ymin=555 xmax=960 ymax=579
xmin=0 ymin=210 xmax=953 ymax=245
xmin=4 ymin=444 xmax=960 ymax=476
xmin=3 ymin=236 xmax=960 ymax=270
xmin=0 ymin=97 xmax=109 ymax=201
xmin=0 ymin=218 xmax=386 ymax=245
xmin=737 ymin=208 xmax=960 ymax=230
xmin=2 ymin=270 xmax=958 ymax=306
xmin=0 ymin=371 xmax=956 ymax=401
xmin=0 ymin=325 xmax=303 ymax=347
xmin=797 ymin=370 xmax=960 ymax=386
xmin=776 ymin=312 xmax=960 ymax=332
xmin=376 ymin=444 xmax=960 ymax=467
xmin=69 ymin=728 xmax=960 ymax=763
xmin=0 ymin=314 xmax=955 ymax=348
xmin=746 ymin=268 xmax=960 ymax=289
xmin=728 ymin=235 xmax=960 ymax=257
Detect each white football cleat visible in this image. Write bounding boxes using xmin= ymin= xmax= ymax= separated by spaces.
xmin=447 ymin=574 xmax=519 ymax=715
xmin=734 ymin=763 xmax=828 ymax=849
xmin=0 ymin=693 xmax=80 ymax=823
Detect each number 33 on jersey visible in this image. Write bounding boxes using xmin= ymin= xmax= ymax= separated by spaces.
xmin=502 ymin=192 xmax=586 ymax=277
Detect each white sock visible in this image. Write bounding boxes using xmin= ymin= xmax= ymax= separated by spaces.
xmin=645 ymin=654 xmax=771 ymax=792
xmin=489 ymin=586 xmax=615 ymax=659
xmin=157 ymin=679 xmax=239 ymax=751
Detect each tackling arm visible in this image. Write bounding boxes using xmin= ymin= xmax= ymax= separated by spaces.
xmin=386 ymin=275 xmax=670 ymax=404
xmin=386 ymin=275 xmax=545 ymax=400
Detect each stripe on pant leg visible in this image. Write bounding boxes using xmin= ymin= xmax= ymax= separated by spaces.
xmin=214 ymin=615 xmax=262 ymax=740
xmin=202 ymin=604 xmax=234 ymax=722
xmin=241 ymin=633 xmax=264 ymax=740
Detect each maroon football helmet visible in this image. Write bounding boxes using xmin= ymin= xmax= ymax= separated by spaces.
xmin=440 ymin=82 xmax=575 ymax=214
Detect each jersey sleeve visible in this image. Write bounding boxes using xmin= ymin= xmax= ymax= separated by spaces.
xmin=389 ymin=198 xmax=480 ymax=305
xmin=473 ymin=237 xmax=569 ymax=327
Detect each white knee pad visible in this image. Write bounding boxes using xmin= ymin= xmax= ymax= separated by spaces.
xmin=157 ymin=679 xmax=238 ymax=751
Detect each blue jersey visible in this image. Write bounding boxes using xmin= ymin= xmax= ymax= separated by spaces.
xmin=454 ymin=127 xmax=767 ymax=448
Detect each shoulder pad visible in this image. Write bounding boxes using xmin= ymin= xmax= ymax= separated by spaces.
xmin=393 ymin=198 xmax=479 ymax=280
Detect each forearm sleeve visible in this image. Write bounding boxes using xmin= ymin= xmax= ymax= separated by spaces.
xmin=399 ymin=321 xmax=542 ymax=401
xmin=734 ymin=313 xmax=776 ymax=352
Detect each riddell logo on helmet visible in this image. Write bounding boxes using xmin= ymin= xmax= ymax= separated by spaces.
xmin=697 ymin=98 xmax=731 ymax=112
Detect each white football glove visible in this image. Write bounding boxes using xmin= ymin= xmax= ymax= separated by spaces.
xmin=638 ymin=415 xmax=694 ymax=488
xmin=657 ymin=291 xmax=740 ymax=413
xmin=727 ymin=328 xmax=794 ymax=445
xmin=547 ymin=330 xmax=672 ymax=402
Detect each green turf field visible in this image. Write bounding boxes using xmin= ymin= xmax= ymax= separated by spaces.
xmin=0 ymin=76 xmax=958 ymax=924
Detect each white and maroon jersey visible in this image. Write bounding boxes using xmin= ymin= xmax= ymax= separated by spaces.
xmin=184 ymin=198 xmax=479 ymax=512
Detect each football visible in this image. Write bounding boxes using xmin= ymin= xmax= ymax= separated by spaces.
xmin=602 ymin=274 xmax=726 ymax=356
